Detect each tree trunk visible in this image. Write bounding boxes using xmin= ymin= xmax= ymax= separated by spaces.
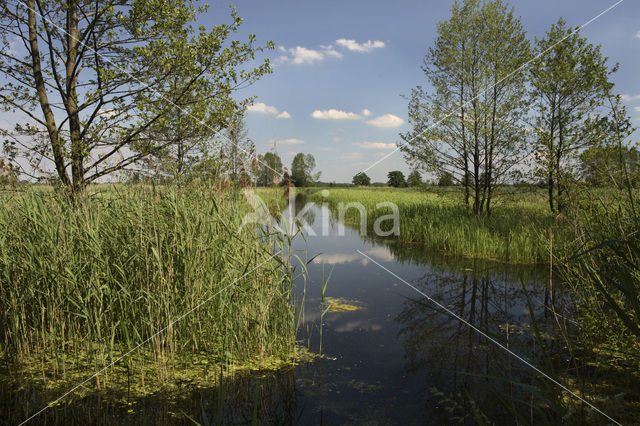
xmin=66 ymin=0 xmax=84 ymax=193
xmin=27 ymin=0 xmax=71 ymax=188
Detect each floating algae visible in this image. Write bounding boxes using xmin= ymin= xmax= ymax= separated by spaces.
xmin=323 ymin=297 xmax=364 ymax=313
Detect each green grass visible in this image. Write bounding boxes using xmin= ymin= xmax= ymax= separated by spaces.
xmin=308 ymin=186 xmax=569 ymax=264
xmin=0 ymin=183 xmax=298 ymax=390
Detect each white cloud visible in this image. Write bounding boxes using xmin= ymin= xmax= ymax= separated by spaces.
xmin=335 ymin=38 xmax=385 ymax=53
xmin=247 ymin=102 xmax=279 ymax=115
xmin=247 ymin=102 xmax=291 ymax=119
xmin=622 ymin=94 xmax=640 ymax=102
xmin=321 ymin=44 xmax=344 ymax=59
xmin=278 ymin=44 xmax=343 ymax=65
xmin=635 ymin=31 xmax=640 ymax=39
xmin=311 ymin=109 xmax=362 ymax=120
xmin=634 ymin=106 xmax=640 ymax=113
xmin=278 ymin=39 xmax=383 ymax=65
xmin=366 ymin=114 xmax=404 ymax=128
xmin=279 ymin=138 xmax=304 ymax=145
xmin=362 ymin=108 xmax=372 ymax=117
xmin=353 ymin=141 xmax=397 ymax=150
xmin=289 ymin=46 xmax=324 ymax=64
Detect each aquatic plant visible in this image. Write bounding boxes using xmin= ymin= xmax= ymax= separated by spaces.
xmin=308 ymin=187 xmax=568 ymax=264
xmin=0 ymin=184 xmax=297 ymax=389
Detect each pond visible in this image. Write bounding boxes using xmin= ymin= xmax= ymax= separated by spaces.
xmin=4 ymin=196 xmax=594 ymax=425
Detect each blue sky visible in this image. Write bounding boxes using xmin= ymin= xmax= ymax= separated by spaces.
xmin=204 ymin=0 xmax=640 ymax=183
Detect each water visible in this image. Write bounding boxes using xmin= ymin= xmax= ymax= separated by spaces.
xmin=4 ymin=197 xmax=577 ymax=425
xmin=282 ymin=198 xmax=562 ymax=424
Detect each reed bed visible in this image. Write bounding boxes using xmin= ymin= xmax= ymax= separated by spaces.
xmin=309 ymin=187 xmax=567 ymax=263
xmin=0 ymin=184 xmax=297 ymax=387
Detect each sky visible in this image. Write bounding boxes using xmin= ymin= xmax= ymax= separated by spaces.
xmin=200 ymin=0 xmax=640 ymax=183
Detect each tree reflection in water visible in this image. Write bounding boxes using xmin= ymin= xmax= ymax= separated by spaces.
xmin=393 ymin=253 xmax=580 ymax=424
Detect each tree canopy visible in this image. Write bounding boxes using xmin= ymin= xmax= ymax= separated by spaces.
xmin=387 ymin=171 xmax=407 ymax=188
xmin=0 ymin=0 xmax=273 ymax=193
xmin=407 ymin=170 xmax=422 ymax=187
xmin=290 ymin=153 xmax=320 ymax=187
xmin=352 ymin=172 xmax=371 ymax=186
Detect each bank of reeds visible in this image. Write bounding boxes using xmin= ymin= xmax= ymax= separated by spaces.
xmin=309 ymin=187 xmax=568 ymax=264
xmin=0 ymin=184 xmax=296 ymax=385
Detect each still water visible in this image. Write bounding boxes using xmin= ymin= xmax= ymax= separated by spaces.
xmin=4 ymin=197 xmax=578 ymax=425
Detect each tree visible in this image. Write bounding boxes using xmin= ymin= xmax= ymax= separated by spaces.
xmin=0 ymin=1 xmax=273 ymax=194
xmin=407 ymin=170 xmax=422 ymax=187
xmin=580 ymin=144 xmax=639 ymax=187
xmin=387 ymin=170 xmax=407 ymax=187
xmin=530 ymin=18 xmax=613 ymax=212
xmin=400 ymin=0 xmax=531 ymax=215
xmin=256 ymin=152 xmax=283 ymax=186
xmin=290 ymin=153 xmax=320 ymax=187
xmin=352 ymin=172 xmax=371 ymax=186
xmin=219 ymin=117 xmax=255 ymax=183
xmin=438 ymin=171 xmax=455 ymax=186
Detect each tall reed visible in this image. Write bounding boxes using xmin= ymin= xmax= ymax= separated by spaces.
xmin=0 ymin=184 xmax=296 ymax=385
xmin=308 ymin=187 xmax=566 ymax=263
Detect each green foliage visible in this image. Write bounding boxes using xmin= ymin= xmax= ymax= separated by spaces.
xmin=438 ymin=171 xmax=454 ymax=187
xmin=0 ymin=1 xmax=273 ymax=192
xmin=530 ymin=18 xmax=614 ymax=212
xmin=407 ymin=170 xmax=422 ymax=187
xmin=0 ymin=185 xmax=297 ymax=381
xmin=352 ymin=172 xmax=371 ymax=186
xmin=291 ymin=153 xmax=320 ymax=187
xmin=580 ymin=144 xmax=639 ymax=187
xmin=387 ymin=170 xmax=407 ymax=187
xmin=256 ymin=152 xmax=284 ymax=186
xmin=309 ymin=187 xmax=563 ymax=263
xmin=219 ymin=117 xmax=255 ymax=184
xmin=401 ymin=0 xmax=531 ymax=215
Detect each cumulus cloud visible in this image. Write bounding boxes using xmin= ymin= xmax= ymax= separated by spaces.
xmin=278 ymin=44 xmax=342 ymax=65
xmin=311 ymin=109 xmax=362 ymax=120
xmin=278 ymin=38 xmax=383 ymax=65
xmin=366 ymin=114 xmax=404 ymax=128
xmin=335 ymin=38 xmax=385 ymax=53
xmin=279 ymin=138 xmax=304 ymax=145
xmin=622 ymin=94 xmax=640 ymax=102
xmin=321 ymin=44 xmax=344 ymax=59
xmin=247 ymin=102 xmax=291 ymax=119
xmin=247 ymin=102 xmax=279 ymax=115
xmin=311 ymin=108 xmax=373 ymax=120
xmin=353 ymin=141 xmax=397 ymax=150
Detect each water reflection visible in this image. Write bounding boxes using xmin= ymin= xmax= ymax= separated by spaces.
xmin=396 ymin=265 xmax=566 ymax=423
xmin=3 ymin=197 xmax=584 ymax=425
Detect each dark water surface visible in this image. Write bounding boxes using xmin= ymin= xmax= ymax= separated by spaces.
xmin=281 ymin=198 xmax=562 ymax=425
xmin=5 ymin=197 xmax=580 ymax=425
